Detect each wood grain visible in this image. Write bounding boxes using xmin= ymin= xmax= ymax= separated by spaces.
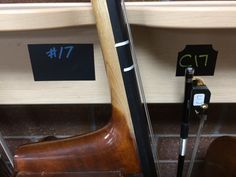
xmin=14 ymin=108 xmax=141 ymax=174
xmin=92 ymin=0 xmax=136 ymax=134
xmin=16 ymin=171 xmax=143 ymax=177
xmin=16 ymin=171 xmax=126 ymax=177
xmin=0 ymin=27 xmax=235 ymax=104
xmin=1 ymin=2 xmax=236 ymax=31
xmin=0 ymin=2 xmax=235 ymax=104
xmin=14 ymin=0 xmax=141 ymax=175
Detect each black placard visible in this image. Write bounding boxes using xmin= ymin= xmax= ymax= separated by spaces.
xmin=28 ymin=44 xmax=95 ymax=81
xmin=176 ymin=45 xmax=218 ymax=76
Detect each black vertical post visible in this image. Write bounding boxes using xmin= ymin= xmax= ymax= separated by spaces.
xmin=177 ymin=67 xmax=194 ymax=177
xmin=106 ymin=0 xmax=158 ymax=177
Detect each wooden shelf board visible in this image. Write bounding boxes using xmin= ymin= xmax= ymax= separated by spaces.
xmin=1 ymin=2 xmax=236 ymax=31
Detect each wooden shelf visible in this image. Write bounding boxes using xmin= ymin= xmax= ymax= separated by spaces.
xmin=1 ymin=2 xmax=236 ymax=31
xmin=0 ymin=2 xmax=235 ymax=104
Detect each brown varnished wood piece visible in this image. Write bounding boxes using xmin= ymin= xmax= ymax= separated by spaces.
xmin=16 ymin=171 xmax=145 ymax=177
xmin=204 ymin=136 xmax=236 ymax=177
xmin=15 ymin=108 xmax=140 ymax=174
xmin=16 ymin=171 xmax=124 ymax=177
xmin=16 ymin=172 xmax=144 ymax=177
xmin=14 ymin=0 xmax=141 ymax=176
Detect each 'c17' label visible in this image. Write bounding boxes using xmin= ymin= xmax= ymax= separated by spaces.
xmin=176 ymin=45 xmax=218 ymax=76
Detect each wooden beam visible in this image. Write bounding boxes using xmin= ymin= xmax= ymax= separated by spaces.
xmin=1 ymin=2 xmax=236 ymax=31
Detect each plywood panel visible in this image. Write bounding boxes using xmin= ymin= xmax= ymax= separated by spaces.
xmin=133 ymin=27 xmax=236 ymax=103
xmin=0 ymin=27 xmax=110 ymax=104
xmin=0 ymin=26 xmax=235 ymax=104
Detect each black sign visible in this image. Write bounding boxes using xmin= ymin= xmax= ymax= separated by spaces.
xmin=176 ymin=45 xmax=218 ymax=76
xmin=28 ymin=44 xmax=95 ymax=81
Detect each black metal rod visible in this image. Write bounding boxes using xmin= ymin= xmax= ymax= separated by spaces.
xmin=106 ymin=0 xmax=158 ymax=177
xmin=177 ymin=67 xmax=194 ymax=177
xmin=177 ymin=155 xmax=185 ymax=177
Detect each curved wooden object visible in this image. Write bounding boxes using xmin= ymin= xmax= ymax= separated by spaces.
xmin=14 ymin=0 xmax=141 ymax=175
xmin=15 ymin=108 xmax=140 ymax=174
xmin=16 ymin=171 xmax=124 ymax=177
xmin=1 ymin=2 xmax=236 ymax=31
xmin=204 ymin=136 xmax=236 ymax=177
